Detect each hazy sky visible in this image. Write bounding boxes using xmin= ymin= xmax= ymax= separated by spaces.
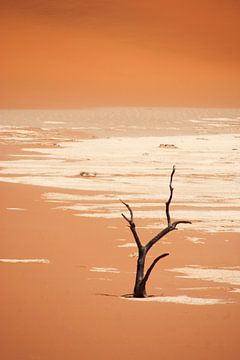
xmin=1 ymin=0 xmax=240 ymax=108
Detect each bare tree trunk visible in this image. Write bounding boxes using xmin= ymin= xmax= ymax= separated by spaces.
xmin=133 ymin=248 xmax=170 ymax=297
xmin=133 ymin=247 xmax=147 ymax=297
xmin=121 ymin=166 xmax=191 ymax=298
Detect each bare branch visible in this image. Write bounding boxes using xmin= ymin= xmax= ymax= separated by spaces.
xmin=121 ymin=200 xmax=133 ymax=222
xmin=121 ymin=213 xmax=131 ymax=225
xmin=172 ymin=220 xmax=192 ymax=227
xmin=145 ymin=220 xmax=192 ymax=253
xmin=145 ymin=225 xmax=174 ymax=253
xmin=142 ymin=253 xmax=169 ymax=287
xmin=165 ymin=165 xmax=175 ymax=226
xmin=121 ymin=200 xmax=142 ymax=250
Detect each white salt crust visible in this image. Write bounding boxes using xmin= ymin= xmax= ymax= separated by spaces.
xmin=0 ymin=259 xmax=50 ymax=264
xmin=123 ymin=295 xmax=232 ymax=305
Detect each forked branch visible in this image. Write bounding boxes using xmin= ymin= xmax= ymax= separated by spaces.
xmin=145 ymin=166 xmax=191 ymax=253
xmin=145 ymin=220 xmax=191 ymax=253
xmin=121 ymin=200 xmax=142 ymax=250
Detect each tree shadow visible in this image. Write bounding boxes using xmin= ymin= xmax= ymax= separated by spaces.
xmin=95 ymin=293 xmax=119 ymax=298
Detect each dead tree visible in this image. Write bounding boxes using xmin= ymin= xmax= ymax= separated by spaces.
xmin=121 ymin=166 xmax=191 ymax=298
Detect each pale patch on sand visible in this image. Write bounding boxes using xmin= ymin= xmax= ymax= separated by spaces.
xmin=0 ymin=129 xmax=35 ymax=134
xmin=128 ymin=252 xmax=138 ymax=258
xmin=72 ymin=209 xmax=240 ymax=232
xmin=43 ymin=192 xmax=240 ymax=205
xmin=230 ymin=288 xmax=240 ymax=293
xmin=0 ymin=259 xmax=50 ymax=264
xmin=0 ymin=124 xmax=239 ymax=232
xmin=71 ymin=126 xmax=101 ymax=130
xmin=44 ymin=121 xmax=65 ymax=124
xmin=123 ymin=295 xmax=232 ymax=305
xmin=141 ymin=217 xmax=240 ymax=233
xmin=201 ymin=117 xmax=234 ymax=121
xmin=186 ymin=236 xmax=205 ymax=244
xmin=189 ymin=120 xmax=201 ymax=123
xmin=6 ymin=207 xmax=26 ymax=211
xmin=208 ymin=123 xmax=230 ymax=128
xmin=0 ymin=137 xmax=36 ymax=142
xmin=90 ymin=267 xmax=120 ymax=274
xmin=179 ymin=287 xmax=218 ymax=291
xmin=57 ymin=202 xmax=160 ymax=212
xmin=87 ymin=277 xmax=112 ymax=281
xmin=168 ymin=267 xmax=240 ymax=286
xmin=118 ymin=243 xmax=136 ymax=248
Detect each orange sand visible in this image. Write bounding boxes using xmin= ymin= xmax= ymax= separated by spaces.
xmin=1 ymin=137 xmax=240 ymax=359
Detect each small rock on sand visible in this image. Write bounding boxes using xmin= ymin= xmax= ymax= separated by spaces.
xmin=159 ymin=144 xmax=178 ymax=149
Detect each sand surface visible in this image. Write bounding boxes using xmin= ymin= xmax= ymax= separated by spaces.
xmin=0 ymin=109 xmax=240 ymax=359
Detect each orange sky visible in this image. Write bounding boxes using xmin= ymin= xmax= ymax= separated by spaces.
xmin=1 ymin=0 xmax=240 ymax=108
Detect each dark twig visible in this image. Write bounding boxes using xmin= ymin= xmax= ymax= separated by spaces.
xmin=121 ymin=200 xmax=142 ymax=250
xmin=165 ymin=165 xmax=175 ymax=226
xmin=172 ymin=220 xmax=192 ymax=227
xmin=145 ymin=226 xmax=174 ymax=253
xmin=121 ymin=200 xmax=133 ymax=223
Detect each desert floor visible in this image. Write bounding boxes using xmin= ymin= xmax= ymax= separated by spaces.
xmin=0 ymin=109 xmax=240 ymax=359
